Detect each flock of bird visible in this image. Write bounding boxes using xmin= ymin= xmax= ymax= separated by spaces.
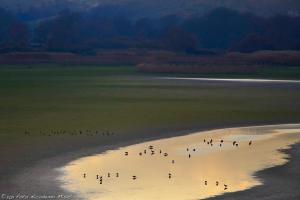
xmin=24 ymin=130 xmax=115 ymax=137
xmin=81 ymin=137 xmax=253 ymax=191
xmin=203 ymin=138 xmax=252 ymax=147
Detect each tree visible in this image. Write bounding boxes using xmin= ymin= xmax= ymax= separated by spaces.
xmin=36 ymin=10 xmax=82 ymax=51
xmin=0 ymin=8 xmax=29 ymax=52
xmin=162 ymin=27 xmax=198 ymax=53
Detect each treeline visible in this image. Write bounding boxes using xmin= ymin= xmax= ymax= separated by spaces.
xmin=0 ymin=8 xmax=29 ymax=52
xmin=1 ymin=7 xmax=300 ymax=54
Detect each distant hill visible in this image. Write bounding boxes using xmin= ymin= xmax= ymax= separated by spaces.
xmin=1 ymin=0 xmax=300 ymax=19
xmin=88 ymin=0 xmax=300 ymax=17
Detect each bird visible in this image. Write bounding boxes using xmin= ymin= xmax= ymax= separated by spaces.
xmin=96 ymin=175 xmax=99 ymax=179
xmin=125 ymin=152 xmax=128 ymax=156
xmin=168 ymin=173 xmax=172 ymax=179
xmin=205 ymin=181 xmax=207 ymax=185
xmin=188 ymin=154 xmax=191 ymax=158
xmin=193 ymin=148 xmax=196 ymax=152
xmin=204 ymin=139 xmax=206 ymax=143
xmin=149 ymin=145 xmax=154 ymax=150
xmin=108 ymin=173 xmax=110 ymax=178
xmin=187 ymin=148 xmax=189 ymax=151
xmin=233 ymin=141 xmax=236 ymax=146
xmin=216 ymin=181 xmax=219 ymax=186
xmin=172 ymin=160 xmax=175 ymax=164
xmin=164 ymin=153 xmax=168 ymax=157
xmin=139 ymin=152 xmax=142 ymax=156
xmin=159 ymin=150 xmax=162 ymax=154
xmin=249 ymin=141 xmax=252 ymax=146
xmin=132 ymin=176 xmax=137 ymax=180
xmin=235 ymin=143 xmax=239 ymax=147
xmin=224 ymin=184 xmax=228 ymax=190
xmin=83 ymin=173 xmax=86 ymax=178
xmin=144 ymin=150 xmax=147 ymax=154
xmin=116 ymin=173 xmax=119 ymax=178
xmin=220 ymin=140 xmax=224 ymax=143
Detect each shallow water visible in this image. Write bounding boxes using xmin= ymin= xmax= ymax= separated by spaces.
xmin=162 ymin=77 xmax=300 ymax=83
xmin=58 ymin=124 xmax=300 ymax=200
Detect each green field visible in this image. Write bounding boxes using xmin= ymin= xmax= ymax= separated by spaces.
xmin=1 ymin=65 xmax=300 ymax=175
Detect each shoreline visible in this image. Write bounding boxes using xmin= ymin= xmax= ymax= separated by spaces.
xmin=207 ymin=143 xmax=300 ymax=200
xmin=2 ymin=122 xmax=300 ymax=200
xmin=160 ymin=77 xmax=300 ymax=83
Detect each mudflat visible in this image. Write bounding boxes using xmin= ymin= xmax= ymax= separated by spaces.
xmin=1 ymin=66 xmax=300 ymax=199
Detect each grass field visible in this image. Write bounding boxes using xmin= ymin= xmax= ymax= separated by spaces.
xmin=1 ymin=65 xmax=300 ymax=177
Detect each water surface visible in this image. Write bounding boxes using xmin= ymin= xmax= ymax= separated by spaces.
xmin=162 ymin=77 xmax=300 ymax=83
xmin=58 ymin=124 xmax=300 ymax=200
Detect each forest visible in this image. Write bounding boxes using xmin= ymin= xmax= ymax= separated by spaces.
xmin=1 ymin=6 xmax=300 ymax=54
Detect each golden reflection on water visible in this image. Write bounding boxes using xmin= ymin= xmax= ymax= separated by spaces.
xmin=58 ymin=124 xmax=300 ymax=200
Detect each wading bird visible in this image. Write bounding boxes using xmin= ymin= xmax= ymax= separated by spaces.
xmin=224 ymin=184 xmax=228 ymax=190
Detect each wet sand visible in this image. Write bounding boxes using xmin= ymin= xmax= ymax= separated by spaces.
xmin=2 ymin=124 xmax=299 ymax=200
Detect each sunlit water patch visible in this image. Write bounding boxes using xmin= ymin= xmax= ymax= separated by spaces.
xmin=57 ymin=124 xmax=300 ymax=200
xmin=162 ymin=77 xmax=300 ymax=83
